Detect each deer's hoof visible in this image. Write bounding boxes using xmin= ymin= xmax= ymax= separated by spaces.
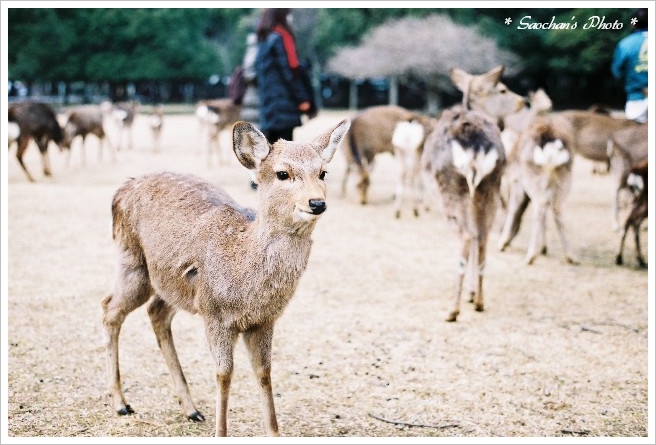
xmin=474 ymin=303 xmax=484 ymax=312
xmin=117 ymin=405 xmax=135 ymax=416
xmin=188 ymin=411 xmax=205 ymax=422
xmin=566 ymin=257 xmax=580 ymax=266
xmin=446 ymin=311 xmax=459 ymax=322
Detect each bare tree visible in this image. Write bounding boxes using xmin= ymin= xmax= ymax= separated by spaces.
xmin=326 ymin=15 xmax=521 ymax=112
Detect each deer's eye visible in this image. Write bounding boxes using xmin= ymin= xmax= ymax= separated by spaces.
xmin=319 ymin=171 xmax=327 ymax=180
xmin=276 ymin=171 xmax=289 ymax=181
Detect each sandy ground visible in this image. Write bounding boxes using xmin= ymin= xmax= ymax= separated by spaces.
xmin=3 ymin=109 xmax=652 ymax=441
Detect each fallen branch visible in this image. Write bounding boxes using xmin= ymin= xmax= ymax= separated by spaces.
xmin=561 ymin=428 xmax=590 ymax=435
xmin=368 ymin=412 xmax=459 ymax=429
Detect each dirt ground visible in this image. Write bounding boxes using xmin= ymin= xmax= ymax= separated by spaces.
xmin=3 ymin=109 xmax=652 ymax=441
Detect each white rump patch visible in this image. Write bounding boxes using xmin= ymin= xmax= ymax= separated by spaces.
xmin=532 ymin=139 xmax=569 ymax=168
xmin=149 ymin=115 xmax=162 ymax=127
xmin=451 ymin=141 xmax=473 ymax=172
xmin=8 ymin=122 xmax=21 ymax=142
xmin=195 ymin=105 xmax=209 ymax=119
xmin=206 ymin=110 xmax=220 ymax=124
xmin=452 ymin=141 xmax=500 ymax=193
xmin=392 ymin=120 xmax=424 ymax=152
xmin=112 ymin=109 xmax=128 ymax=121
xmin=474 ymin=147 xmax=499 ymax=180
xmin=627 ymin=173 xmax=644 ymax=191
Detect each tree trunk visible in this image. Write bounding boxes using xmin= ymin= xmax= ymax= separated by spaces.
xmin=349 ymin=79 xmax=358 ymax=110
xmin=426 ymin=89 xmax=442 ymax=115
xmin=389 ymin=76 xmax=399 ymax=106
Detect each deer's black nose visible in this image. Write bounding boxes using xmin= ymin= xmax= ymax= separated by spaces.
xmin=309 ymin=199 xmax=326 ymax=215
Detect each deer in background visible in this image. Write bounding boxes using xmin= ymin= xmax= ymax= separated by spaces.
xmin=501 ymin=88 xmax=552 ymax=159
xmin=195 ymin=98 xmax=242 ymax=167
xmin=390 ymin=118 xmax=434 ymax=218
xmin=148 ymin=104 xmax=164 ymax=153
xmin=497 ymin=109 xmax=645 ymax=244
xmin=61 ymin=104 xmax=115 ymax=165
xmin=102 ymin=100 xmax=137 ymax=151
xmin=8 ymin=101 xmax=65 ymax=182
xmin=615 ymin=157 xmax=648 ymax=269
xmin=606 ymin=124 xmax=648 ymax=231
xmin=102 ymin=119 xmax=350 ymax=437
xmin=497 ymin=114 xmax=579 ymax=265
xmin=340 ymin=104 xmax=434 ymax=207
xmin=420 ymin=65 xmax=523 ymax=322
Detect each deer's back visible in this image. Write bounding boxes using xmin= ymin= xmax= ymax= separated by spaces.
xmin=8 ymin=102 xmax=63 ymax=143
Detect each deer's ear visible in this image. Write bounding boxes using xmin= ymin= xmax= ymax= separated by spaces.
xmin=450 ymin=68 xmax=472 ymax=93
xmin=311 ymin=119 xmax=351 ymax=163
xmin=233 ymin=121 xmax=271 ymax=170
xmin=481 ymin=65 xmax=505 ymax=86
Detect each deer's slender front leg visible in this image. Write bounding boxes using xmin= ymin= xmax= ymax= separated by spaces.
xmin=243 ymin=323 xmax=279 ymax=436
xmin=204 ymin=321 xmax=238 ymax=437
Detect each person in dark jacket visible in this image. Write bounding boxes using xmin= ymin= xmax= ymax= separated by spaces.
xmin=255 ymin=8 xmax=312 ymax=143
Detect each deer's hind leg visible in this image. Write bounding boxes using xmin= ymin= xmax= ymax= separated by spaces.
xmin=102 ymin=252 xmax=153 ymax=416
xmin=447 ymin=232 xmax=472 ymax=322
xmin=147 ymin=295 xmax=205 ymax=422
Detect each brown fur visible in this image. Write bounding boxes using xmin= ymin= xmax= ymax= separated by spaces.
xmin=552 ymin=110 xmax=642 ymax=168
xmin=8 ymin=101 xmax=64 ymax=182
xmin=102 ymin=119 xmax=350 ymax=437
xmin=196 ymin=98 xmax=242 ymax=167
xmin=61 ymin=106 xmax=114 ymax=165
xmin=498 ymin=115 xmax=578 ymax=265
xmin=607 ymin=124 xmax=648 ymax=230
xmin=340 ymin=104 xmax=424 ymax=205
xmin=421 ymin=106 xmax=506 ymax=322
xmin=615 ymin=157 xmax=648 ymax=268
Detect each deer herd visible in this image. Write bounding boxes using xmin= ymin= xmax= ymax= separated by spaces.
xmin=7 ymin=65 xmax=648 ymax=437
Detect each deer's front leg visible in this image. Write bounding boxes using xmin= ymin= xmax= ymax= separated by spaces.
xmin=204 ymin=321 xmax=238 ymax=437
xmin=243 ymin=323 xmax=279 ymax=437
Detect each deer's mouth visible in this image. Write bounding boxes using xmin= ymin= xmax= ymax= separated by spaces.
xmin=294 ymin=205 xmax=322 ymax=222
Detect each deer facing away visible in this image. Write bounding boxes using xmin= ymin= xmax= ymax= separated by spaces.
xmin=102 ymin=118 xmax=350 ymax=437
xmin=419 ymin=65 xmax=522 ymax=322
xmin=497 ymin=114 xmax=578 ymax=265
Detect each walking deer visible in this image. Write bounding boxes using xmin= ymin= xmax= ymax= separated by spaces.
xmin=8 ymin=101 xmax=65 ymax=182
xmin=102 ymin=119 xmax=350 ymax=437
xmin=615 ymin=157 xmax=648 ymax=268
xmin=61 ymin=105 xmax=115 ymax=165
xmin=419 ymin=66 xmax=522 ymax=322
xmin=497 ymin=115 xmax=579 ymax=265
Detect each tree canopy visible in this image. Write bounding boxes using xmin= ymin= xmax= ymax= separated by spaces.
xmin=6 ymin=7 xmax=637 ymax=108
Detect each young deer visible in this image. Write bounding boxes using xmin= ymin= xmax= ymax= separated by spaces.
xmin=102 ymin=119 xmax=350 ymax=437
xmin=420 ymin=66 xmax=521 ymax=322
